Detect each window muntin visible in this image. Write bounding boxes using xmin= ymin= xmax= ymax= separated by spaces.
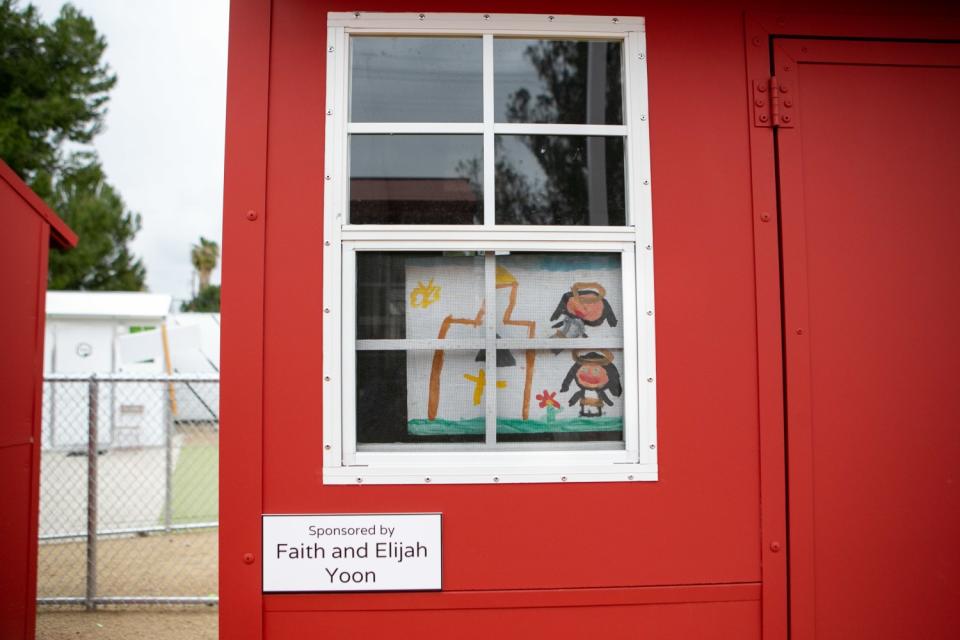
xmin=325 ymin=13 xmax=656 ymax=484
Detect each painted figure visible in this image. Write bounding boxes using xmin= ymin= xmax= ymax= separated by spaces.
xmin=560 ymin=350 xmax=622 ymax=417
xmin=550 ymin=282 xmax=618 ymax=345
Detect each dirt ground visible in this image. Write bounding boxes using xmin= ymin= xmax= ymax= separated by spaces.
xmin=37 ymin=529 xmax=218 ymax=639
xmin=39 ymin=529 xmax=217 ymax=597
xmin=37 ymin=609 xmax=217 ymax=640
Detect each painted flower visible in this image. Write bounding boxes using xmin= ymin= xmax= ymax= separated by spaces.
xmin=536 ymin=389 xmax=561 ymax=409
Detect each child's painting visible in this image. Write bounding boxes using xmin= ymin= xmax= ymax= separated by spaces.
xmin=403 ymin=253 xmax=625 ymax=438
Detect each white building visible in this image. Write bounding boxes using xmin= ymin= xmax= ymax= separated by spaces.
xmin=42 ymin=292 xmax=221 ymax=449
xmin=43 ymin=292 xmax=171 ymax=449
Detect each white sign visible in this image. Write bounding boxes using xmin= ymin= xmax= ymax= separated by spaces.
xmin=262 ymin=514 xmax=442 ymax=592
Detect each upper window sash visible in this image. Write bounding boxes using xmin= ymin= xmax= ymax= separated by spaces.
xmin=328 ymin=16 xmax=649 ymax=230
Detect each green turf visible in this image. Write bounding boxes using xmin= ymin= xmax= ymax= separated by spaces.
xmin=168 ymin=440 xmax=218 ymax=524
xmin=408 ymin=415 xmax=623 ymax=436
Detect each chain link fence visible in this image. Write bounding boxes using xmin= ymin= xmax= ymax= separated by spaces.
xmin=38 ymin=374 xmax=219 ymax=607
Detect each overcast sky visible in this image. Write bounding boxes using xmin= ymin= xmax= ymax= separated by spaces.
xmin=33 ymin=0 xmax=229 ymax=303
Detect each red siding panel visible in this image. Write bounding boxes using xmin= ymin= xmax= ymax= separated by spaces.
xmin=0 ymin=171 xmax=52 ymax=640
xmin=266 ymin=599 xmax=761 ymax=640
xmin=221 ymin=2 xmax=960 ymax=638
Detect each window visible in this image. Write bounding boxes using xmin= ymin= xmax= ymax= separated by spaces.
xmin=323 ymin=12 xmax=656 ymax=484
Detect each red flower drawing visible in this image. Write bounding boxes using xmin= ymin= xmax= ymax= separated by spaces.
xmin=536 ymin=389 xmax=560 ymax=409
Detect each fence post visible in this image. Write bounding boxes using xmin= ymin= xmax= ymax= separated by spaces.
xmin=164 ymin=382 xmax=173 ymax=530
xmin=85 ymin=375 xmax=99 ymax=611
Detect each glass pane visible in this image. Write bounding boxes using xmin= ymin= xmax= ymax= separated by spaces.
xmin=496 ymin=349 xmax=625 ymax=442
xmin=356 ymin=252 xmax=485 ymax=339
xmin=350 ymin=134 xmax=483 ymax=224
xmin=494 ymin=253 xmax=624 ymax=442
xmin=350 ymin=37 xmax=483 ymax=122
xmin=357 ymin=350 xmax=485 ymax=444
xmin=495 ymin=135 xmax=625 ymax=226
xmin=494 ymin=39 xmax=623 ymax=124
xmin=356 ymin=252 xmax=488 ymax=446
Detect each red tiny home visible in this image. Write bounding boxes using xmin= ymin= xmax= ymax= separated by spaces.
xmin=0 ymin=161 xmax=76 ymax=640
xmin=221 ymin=2 xmax=960 ymax=638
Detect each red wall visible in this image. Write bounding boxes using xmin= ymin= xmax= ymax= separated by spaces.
xmin=220 ymin=2 xmax=957 ymax=638
xmin=0 ymin=175 xmax=52 ymax=640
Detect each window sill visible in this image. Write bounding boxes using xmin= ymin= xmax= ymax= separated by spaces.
xmin=323 ymin=463 xmax=658 ymax=485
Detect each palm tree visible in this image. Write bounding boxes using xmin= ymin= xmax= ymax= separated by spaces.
xmin=191 ymin=236 xmax=220 ymax=291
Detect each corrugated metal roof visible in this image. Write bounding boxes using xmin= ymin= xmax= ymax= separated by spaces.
xmin=46 ymin=291 xmax=172 ymax=320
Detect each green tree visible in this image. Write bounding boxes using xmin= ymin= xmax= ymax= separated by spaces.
xmin=45 ymin=158 xmax=146 ymax=290
xmin=181 ymin=284 xmax=220 ymax=313
xmin=0 ymin=1 xmax=115 ymax=180
xmin=182 ymin=236 xmax=220 ymax=311
xmin=1 ymin=1 xmax=146 ymax=290
xmin=190 ymin=236 xmax=220 ymax=290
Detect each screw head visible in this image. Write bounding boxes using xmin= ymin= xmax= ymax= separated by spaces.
xmin=640 ymin=114 xmax=647 ymax=121
xmin=759 ymin=114 xmax=769 ymax=123
xmin=782 ymin=115 xmax=792 ymax=123
xmin=246 ymin=210 xmax=257 ymax=221
xmin=752 ymin=36 xmax=762 ymax=46
xmin=779 ymin=84 xmax=789 ymax=93
xmin=548 ymin=15 xmax=555 ymax=21
xmin=647 ymin=377 xmax=654 ymax=383
xmin=326 ymin=109 xmax=332 ymax=116
xmin=425 ymin=477 xmax=431 ymax=483
xmin=796 ymin=328 xmax=804 ymax=335
xmin=643 ymin=180 xmax=650 ymax=186
xmin=757 ymin=84 xmax=767 ymax=93
xmin=784 ymin=99 xmax=793 ymax=108
xmin=649 ymin=444 xmax=656 ymax=449
xmin=612 ymin=17 xmax=619 ymax=23
xmin=324 ymin=376 xmax=331 ymax=382
xmin=755 ymin=99 xmax=765 ymax=107
xmin=324 ymin=241 xmax=330 ymax=246
xmin=328 ymin=46 xmax=334 ymax=52
xmin=483 ymin=14 xmax=490 ymax=20
xmin=493 ymin=476 xmax=499 ymax=482
xmin=639 ymin=52 xmax=646 ymax=60
xmin=324 ymin=308 xmax=330 ymax=314
xmin=646 ymin=244 xmax=652 ymax=250
xmin=628 ymin=475 xmax=634 ymax=480
xmin=325 ymin=175 xmax=331 ymax=181
xmin=418 ymin=13 xmax=425 ymax=20
xmin=760 ymin=213 xmax=771 ymax=222
xmin=356 ymin=477 xmax=363 ymax=483
xmin=647 ymin=310 xmax=653 ymax=316
xmin=561 ymin=476 xmax=568 ymax=482
xmin=324 ymin=444 xmax=331 ymax=450
xmin=243 ymin=553 xmax=255 ymax=565
xmin=770 ymin=541 xmax=782 ymax=552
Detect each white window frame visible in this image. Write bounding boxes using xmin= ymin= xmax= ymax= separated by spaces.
xmin=322 ymin=12 xmax=657 ymax=484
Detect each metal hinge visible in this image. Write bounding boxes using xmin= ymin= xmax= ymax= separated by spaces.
xmin=753 ymin=76 xmax=795 ymax=128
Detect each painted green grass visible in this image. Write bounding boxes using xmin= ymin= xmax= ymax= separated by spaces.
xmin=409 ymin=416 xmax=622 ymax=436
xmin=169 ymin=440 xmax=218 ymax=524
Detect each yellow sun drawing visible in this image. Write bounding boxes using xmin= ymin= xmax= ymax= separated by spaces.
xmin=409 ymin=278 xmax=441 ymax=309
